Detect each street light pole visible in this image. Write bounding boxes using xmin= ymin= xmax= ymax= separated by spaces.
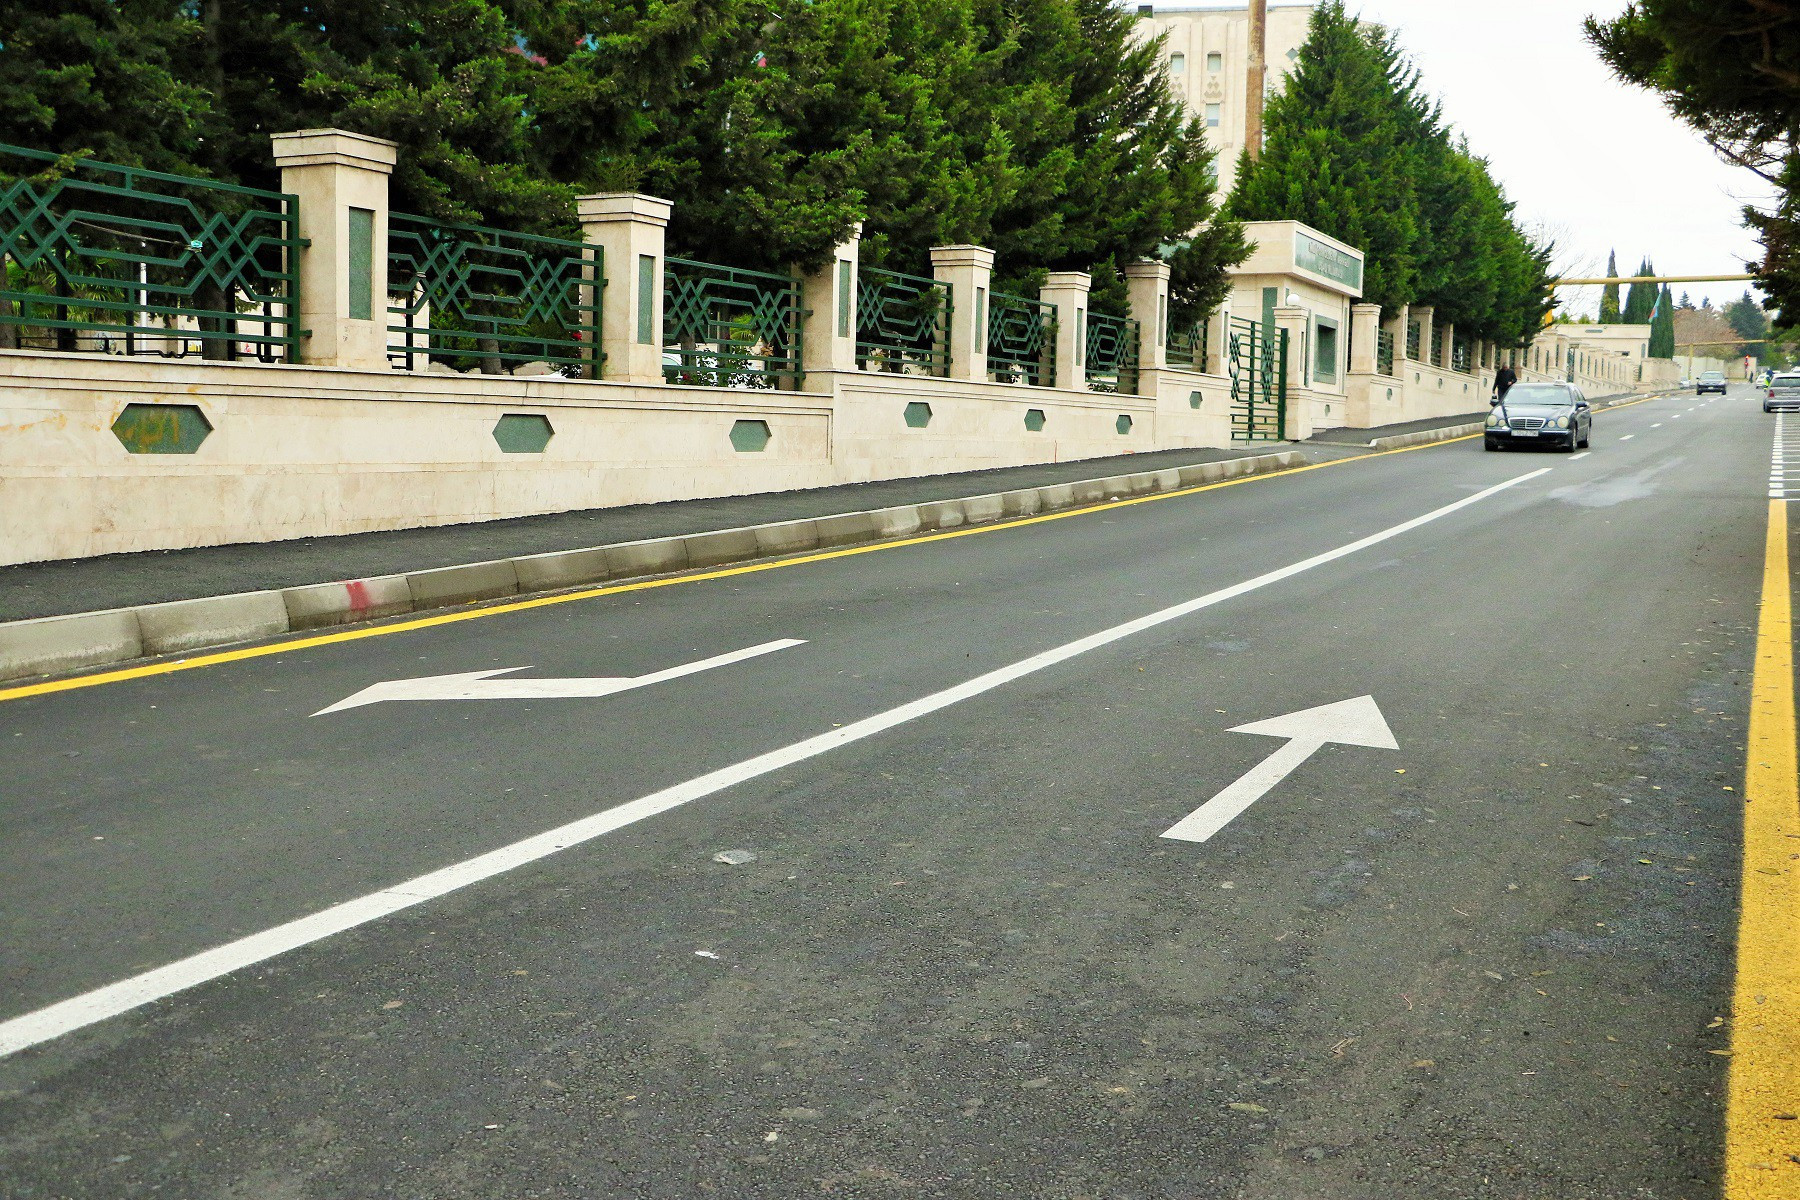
xmin=1246 ymin=0 xmax=1267 ymax=161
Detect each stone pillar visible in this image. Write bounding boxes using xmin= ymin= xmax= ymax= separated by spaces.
xmin=930 ymin=244 xmax=994 ymax=382
xmin=1412 ymin=306 xmax=1435 ymax=367
xmin=270 ymin=129 xmax=398 ymax=369
xmin=1273 ymin=304 xmax=1310 ymax=440
xmin=800 ymin=222 xmax=860 ymax=385
xmin=1204 ymin=304 xmax=1231 ymax=376
xmin=1040 ymin=271 xmax=1092 ymax=391
xmin=1123 ymin=260 xmax=1170 ymax=372
xmin=576 ymin=192 xmax=673 ymax=384
xmin=1349 ymin=303 xmax=1381 ymax=375
xmin=1439 ymin=321 xmax=1456 ymax=372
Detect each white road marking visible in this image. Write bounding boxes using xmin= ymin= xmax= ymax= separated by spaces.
xmin=1619 ymin=435 xmax=1635 ymax=441
xmin=0 ymin=467 xmax=1554 ymax=1060
xmin=1570 ymin=452 xmax=1591 ymax=460
xmin=1161 ymin=697 xmax=1397 ymax=843
xmin=1652 ymin=423 xmax=1663 ymax=428
xmin=313 ymin=639 xmax=807 ymax=715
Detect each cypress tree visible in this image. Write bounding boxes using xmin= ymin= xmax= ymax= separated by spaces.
xmin=1599 ymin=250 xmax=1622 ymax=322
xmin=1649 ymin=286 xmax=1676 ymax=358
xmin=1623 ymin=258 xmax=1657 ymax=324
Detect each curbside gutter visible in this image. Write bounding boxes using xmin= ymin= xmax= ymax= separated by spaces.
xmin=1 ymin=450 xmax=1307 ymax=684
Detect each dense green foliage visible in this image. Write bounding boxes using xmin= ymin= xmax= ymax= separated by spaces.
xmin=1623 ymin=257 xmax=1658 ymax=325
xmin=1599 ymin=250 xmax=1622 ymax=322
xmin=0 ymin=0 xmax=1245 ymax=310
xmin=1588 ymin=2 xmax=1800 ymax=325
xmin=1724 ymin=289 xmax=1770 ymax=362
xmin=1650 ymin=284 xmax=1676 ymax=357
xmin=1227 ymin=1 xmax=1554 ymax=345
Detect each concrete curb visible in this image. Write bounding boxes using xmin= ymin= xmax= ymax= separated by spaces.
xmin=1364 ymin=421 xmax=1487 ymax=451
xmin=1 ymin=449 xmax=1306 ymax=685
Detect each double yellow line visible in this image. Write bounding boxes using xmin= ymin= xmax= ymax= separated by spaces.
xmin=1727 ymin=499 xmax=1800 ymax=1194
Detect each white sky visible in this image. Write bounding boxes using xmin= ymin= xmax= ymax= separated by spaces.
xmin=1339 ymin=0 xmax=1778 ymax=316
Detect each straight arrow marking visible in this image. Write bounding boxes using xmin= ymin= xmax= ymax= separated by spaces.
xmin=312 ymin=638 xmax=806 ymax=716
xmin=1161 ymin=696 xmax=1397 ymax=844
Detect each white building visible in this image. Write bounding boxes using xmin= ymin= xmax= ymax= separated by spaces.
xmin=1133 ymin=3 xmax=1316 ymax=188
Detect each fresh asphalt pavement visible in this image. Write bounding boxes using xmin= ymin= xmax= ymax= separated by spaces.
xmin=0 ymin=388 xmax=1785 ymax=1198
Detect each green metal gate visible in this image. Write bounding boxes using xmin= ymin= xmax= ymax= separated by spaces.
xmin=1227 ymin=315 xmax=1287 ymax=441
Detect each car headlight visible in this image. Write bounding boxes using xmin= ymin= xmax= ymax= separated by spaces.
xmin=1487 ymin=412 xmax=1505 ymax=428
xmin=1549 ymin=415 xmax=1569 ymax=429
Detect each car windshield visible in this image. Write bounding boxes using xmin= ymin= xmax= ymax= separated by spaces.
xmin=1502 ymin=387 xmax=1573 ymax=406
xmin=1700 ymin=373 xmax=1725 ymax=381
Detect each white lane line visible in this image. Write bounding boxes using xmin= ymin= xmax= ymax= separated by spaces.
xmin=1619 ymin=435 xmax=1635 ymax=441
xmin=0 ymin=467 xmax=1554 ymax=1060
xmin=1653 ymin=423 xmax=1664 ymax=428
xmin=1570 ymin=452 xmax=1591 ymax=460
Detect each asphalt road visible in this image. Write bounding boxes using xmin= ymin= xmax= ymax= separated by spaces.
xmin=0 ymin=387 xmax=1787 ymax=1199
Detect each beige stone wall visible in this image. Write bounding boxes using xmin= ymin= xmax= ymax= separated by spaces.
xmin=0 ymin=349 xmax=1237 ymax=566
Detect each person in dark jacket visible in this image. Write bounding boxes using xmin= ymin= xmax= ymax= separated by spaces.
xmin=1493 ymin=363 xmax=1517 ymax=403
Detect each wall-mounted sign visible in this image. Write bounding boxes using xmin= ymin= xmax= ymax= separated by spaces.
xmin=1294 ymin=230 xmax=1362 ymax=291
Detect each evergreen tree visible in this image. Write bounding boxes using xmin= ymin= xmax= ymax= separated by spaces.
xmin=1228 ymin=1 xmax=1551 ymax=341
xmin=1226 ymin=2 xmax=1418 ymax=310
xmin=1649 ymin=285 xmax=1676 ymax=358
xmin=1724 ymin=290 xmax=1769 ymax=362
xmin=1599 ymin=250 xmax=1622 ymax=322
xmin=1623 ymin=258 xmax=1656 ymax=324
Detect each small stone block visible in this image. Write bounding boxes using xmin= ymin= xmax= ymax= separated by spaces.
xmin=511 ymin=548 xmax=614 ymax=592
xmin=136 ymin=591 xmax=289 ymax=655
xmin=605 ymin=538 xmax=689 ymax=579
xmin=815 ymin=512 xmax=880 ymax=547
xmin=282 ymin=576 xmax=412 ymax=629
xmin=754 ymin=521 xmax=820 ymax=555
xmin=406 ymin=560 xmax=519 ymax=609
xmin=685 ymin=528 xmax=762 ymax=569
xmin=0 ymin=609 xmax=143 ymax=681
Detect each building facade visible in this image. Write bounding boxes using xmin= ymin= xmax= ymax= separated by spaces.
xmin=1134 ymin=3 xmax=1316 ymax=188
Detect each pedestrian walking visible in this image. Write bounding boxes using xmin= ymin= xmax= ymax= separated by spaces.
xmin=1493 ymin=362 xmax=1517 ymax=403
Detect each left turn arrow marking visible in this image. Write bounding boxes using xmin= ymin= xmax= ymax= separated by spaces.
xmin=312 ymin=638 xmax=806 ymax=716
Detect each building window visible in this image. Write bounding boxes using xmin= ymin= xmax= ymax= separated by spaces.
xmin=1169 ymin=53 xmax=1185 ymax=75
xmin=1206 ymin=52 xmax=1223 ymax=73
xmin=1205 ymin=103 xmax=1221 ymax=128
xmin=1314 ymin=318 xmax=1339 ymax=383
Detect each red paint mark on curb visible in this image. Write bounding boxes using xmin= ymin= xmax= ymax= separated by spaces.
xmin=345 ymin=580 xmax=371 ymax=612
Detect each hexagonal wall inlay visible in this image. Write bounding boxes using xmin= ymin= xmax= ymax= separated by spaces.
xmin=1024 ymin=408 xmax=1046 ymax=432
xmin=493 ymin=413 xmax=555 ymax=454
xmin=730 ymin=419 xmax=772 ymax=452
xmin=1115 ymin=414 xmax=1134 ymax=435
xmin=903 ymin=401 xmax=932 ymax=428
xmin=111 ymin=403 xmax=213 ymax=454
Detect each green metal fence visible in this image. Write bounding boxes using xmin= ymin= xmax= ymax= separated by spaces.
xmin=855 ymin=266 xmax=951 ymax=376
xmin=1429 ymin=329 xmax=1444 ymax=368
xmin=1405 ymin=320 xmax=1420 ymax=363
xmin=1227 ymin=315 xmax=1287 ymax=441
xmin=664 ymin=257 xmax=804 ymax=388
xmin=1084 ymin=312 xmax=1140 ymax=394
xmin=388 ymin=213 xmax=601 ymax=376
xmin=1166 ymin=317 xmax=1208 ymax=370
xmin=1451 ymin=333 xmax=1471 ymax=373
xmin=1376 ymin=328 xmax=1396 ymax=376
xmin=0 ymin=143 xmax=302 ymax=360
xmin=987 ymin=290 xmax=1055 ymax=386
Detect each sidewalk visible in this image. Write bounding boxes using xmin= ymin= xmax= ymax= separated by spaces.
xmin=0 ymin=403 xmax=1532 ymax=625
xmin=1 ymin=444 xmax=1278 ymax=623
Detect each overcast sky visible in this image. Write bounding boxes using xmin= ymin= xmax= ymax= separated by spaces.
xmin=1334 ymin=0 xmax=1777 ymax=316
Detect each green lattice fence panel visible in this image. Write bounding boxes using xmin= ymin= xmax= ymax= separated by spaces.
xmin=987 ymin=290 xmax=1054 ymax=386
xmin=664 ymin=258 xmax=803 ymax=389
xmin=1406 ymin=320 xmax=1421 ymax=362
xmin=1167 ymin=318 xmax=1207 ymax=369
xmin=0 ymin=143 xmax=301 ymax=360
xmin=856 ymin=266 xmax=951 ymax=375
xmin=1227 ymin=316 xmax=1287 ymax=442
xmin=1085 ymin=312 xmax=1140 ymax=394
xmin=388 ymin=214 xmax=601 ymax=376
xmin=1377 ymin=328 xmax=1396 ymax=376
xmin=1452 ymin=333 xmax=1471 ymax=373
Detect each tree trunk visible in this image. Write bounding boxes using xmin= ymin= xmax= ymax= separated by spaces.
xmin=197 ymin=279 xmax=236 ymax=361
xmin=53 ymin=260 xmax=76 ymax=352
xmin=478 ymin=336 xmax=503 ymax=374
xmin=0 ymin=253 xmax=17 ymax=351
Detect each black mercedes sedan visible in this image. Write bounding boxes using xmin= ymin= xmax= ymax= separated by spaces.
xmin=1485 ymin=383 xmax=1592 ymax=452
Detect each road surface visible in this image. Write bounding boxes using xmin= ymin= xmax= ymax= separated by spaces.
xmin=1 ymin=387 xmax=1792 ymax=1199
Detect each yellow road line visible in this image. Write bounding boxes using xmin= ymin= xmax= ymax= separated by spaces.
xmin=0 ymin=428 xmax=1492 ymax=705
xmin=1726 ymin=498 xmax=1800 ymax=1194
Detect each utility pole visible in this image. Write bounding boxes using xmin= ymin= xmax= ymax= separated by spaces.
xmin=1246 ymin=0 xmax=1267 ymax=161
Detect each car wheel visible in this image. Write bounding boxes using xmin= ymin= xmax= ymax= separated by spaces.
xmin=1579 ymin=426 xmax=1590 ymax=449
